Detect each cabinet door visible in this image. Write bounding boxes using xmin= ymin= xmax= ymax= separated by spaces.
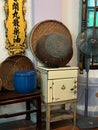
xmin=52 ymin=78 xmax=77 ymax=102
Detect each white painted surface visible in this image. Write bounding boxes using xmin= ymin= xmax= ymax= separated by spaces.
xmin=62 ymin=0 xmax=82 ymax=66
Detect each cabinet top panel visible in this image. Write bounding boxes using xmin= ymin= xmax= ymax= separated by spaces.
xmin=36 ymin=66 xmax=78 ymax=71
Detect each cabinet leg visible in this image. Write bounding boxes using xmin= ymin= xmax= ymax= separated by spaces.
xmin=73 ymin=102 xmax=76 ymax=126
xmin=46 ymin=103 xmax=50 ymax=130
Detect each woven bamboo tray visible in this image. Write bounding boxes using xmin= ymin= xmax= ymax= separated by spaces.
xmin=30 ymin=20 xmax=73 ymax=67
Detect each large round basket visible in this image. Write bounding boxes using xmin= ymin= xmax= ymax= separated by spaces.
xmin=30 ymin=20 xmax=73 ymax=67
xmin=0 ymin=55 xmax=35 ymax=91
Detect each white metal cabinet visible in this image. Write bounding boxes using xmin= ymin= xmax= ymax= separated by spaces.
xmin=37 ymin=66 xmax=78 ymax=130
xmin=37 ymin=66 xmax=78 ymax=103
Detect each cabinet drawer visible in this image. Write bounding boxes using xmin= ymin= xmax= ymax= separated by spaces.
xmin=37 ymin=66 xmax=78 ymax=79
xmin=48 ymin=69 xmax=78 ymax=79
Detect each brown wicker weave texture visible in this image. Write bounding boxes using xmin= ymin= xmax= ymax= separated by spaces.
xmin=30 ymin=20 xmax=72 ymax=61
xmin=0 ymin=55 xmax=35 ymax=91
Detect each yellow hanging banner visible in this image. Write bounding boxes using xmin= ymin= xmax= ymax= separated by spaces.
xmin=4 ymin=0 xmax=27 ymax=55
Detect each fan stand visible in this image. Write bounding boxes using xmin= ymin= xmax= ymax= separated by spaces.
xmin=77 ymin=57 xmax=98 ymax=129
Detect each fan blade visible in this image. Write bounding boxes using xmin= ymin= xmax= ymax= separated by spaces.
xmin=76 ymin=28 xmax=98 ymax=57
xmin=78 ymin=41 xmax=92 ymax=57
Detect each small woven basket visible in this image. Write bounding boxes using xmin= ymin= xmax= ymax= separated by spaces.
xmin=0 ymin=55 xmax=35 ymax=90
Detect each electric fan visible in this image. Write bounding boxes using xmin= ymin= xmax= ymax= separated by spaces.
xmin=76 ymin=28 xmax=98 ymax=129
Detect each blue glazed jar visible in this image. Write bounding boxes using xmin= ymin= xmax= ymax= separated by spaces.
xmin=14 ymin=70 xmax=37 ymax=94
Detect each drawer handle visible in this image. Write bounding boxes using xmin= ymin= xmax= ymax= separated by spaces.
xmin=61 ymin=85 xmax=66 ymax=90
xmin=70 ymin=88 xmax=74 ymax=91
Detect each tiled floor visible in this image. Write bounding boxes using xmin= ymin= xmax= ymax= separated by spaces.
xmin=50 ymin=117 xmax=98 ymax=130
xmin=0 ymin=119 xmax=98 ymax=130
xmin=0 ymin=115 xmax=98 ymax=130
xmin=0 ymin=119 xmax=36 ymax=130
